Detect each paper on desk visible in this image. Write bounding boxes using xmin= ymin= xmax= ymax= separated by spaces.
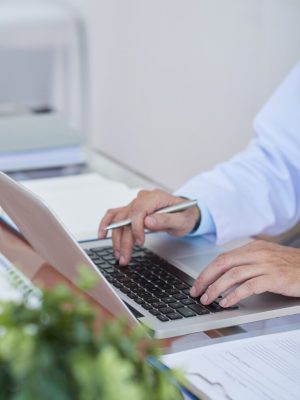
xmin=163 ymin=328 xmax=300 ymax=400
xmin=19 ymin=173 xmax=140 ymax=241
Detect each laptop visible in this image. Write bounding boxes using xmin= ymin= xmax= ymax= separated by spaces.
xmin=1 ymin=171 xmax=300 ymax=339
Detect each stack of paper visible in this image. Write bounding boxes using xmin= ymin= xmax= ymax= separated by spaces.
xmin=163 ymin=329 xmax=300 ymax=400
xmin=0 ymin=112 xmax=85 ymax=171
xmin=17 ymin=173 xmax=140 ymax=241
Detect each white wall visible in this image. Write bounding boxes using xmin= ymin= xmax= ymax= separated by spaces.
xmin=68 ymin=0 xmax=300 ymax=190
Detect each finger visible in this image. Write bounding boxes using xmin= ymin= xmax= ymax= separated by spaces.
xmin=130 ymin=211 xmax=147 ymax=246
xmin=98 ymin=207 xmax=123 ymax=239
xmin=111 ymin=227 xmax=122 ymax=260
xmin=219 ymin=275 xmax=269 ymax=307
xmin=110 ymin=209 xmax=131 ymax=259
xmin=119 ymin=226 xmax=134 ymax=266
xmin=190 ymin=244 xmax=265 ymax=297
xmin=199 ymin=264 xmax=264 ymax=305
xmin=145 ymin=212 xmax=191 ymax=235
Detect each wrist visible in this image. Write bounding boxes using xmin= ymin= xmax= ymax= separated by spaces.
xmin=190 ymin=204 xmax=201 ymax=233
xmin=178 ymin=196 xmax=201 ymax=234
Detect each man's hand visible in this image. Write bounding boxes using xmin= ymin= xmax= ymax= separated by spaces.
xmin=98 ymin=189 xmax=200 ymax=265
xmin=190 ymin=240 xmax=300 ymax=307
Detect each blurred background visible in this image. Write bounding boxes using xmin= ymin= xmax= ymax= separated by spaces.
xmin=1 ymin=0 xmax=300 ymax=189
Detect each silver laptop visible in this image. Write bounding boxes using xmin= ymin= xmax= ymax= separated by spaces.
xmin=1 ymin=171 xmax=300 ymax=339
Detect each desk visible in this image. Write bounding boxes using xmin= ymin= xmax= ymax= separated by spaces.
xmin=5 ymin=148 xmax=300 ymax=356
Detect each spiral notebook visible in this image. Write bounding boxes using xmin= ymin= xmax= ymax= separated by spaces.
xmin=0 ymin=253 xmax=41 ymax=305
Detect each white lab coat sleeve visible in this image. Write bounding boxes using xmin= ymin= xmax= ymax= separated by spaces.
xmin=176 ymin=61 xmax=300 ymax=244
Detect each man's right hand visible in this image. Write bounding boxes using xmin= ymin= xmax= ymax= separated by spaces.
xmin=98 ymin=189 xmax=200 ymax=265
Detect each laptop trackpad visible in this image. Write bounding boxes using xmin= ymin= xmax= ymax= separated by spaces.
xmin=146 ymin=233 xmax=223 ymax=277
xmin=175 ymin=251 xmax=222 ymax=276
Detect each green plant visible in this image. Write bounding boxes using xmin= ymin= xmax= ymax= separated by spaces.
xmin=0 ymin=274 xmax=182 ymax=400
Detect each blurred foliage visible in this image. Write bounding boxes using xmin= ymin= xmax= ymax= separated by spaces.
xmin=0 ymin=269 xmax=182 ymax=400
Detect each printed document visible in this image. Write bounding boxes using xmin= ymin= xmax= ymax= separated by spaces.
xmin=163 ymin=329 xmax=300 ymax=400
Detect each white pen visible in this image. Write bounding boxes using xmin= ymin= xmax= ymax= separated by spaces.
xmin=105 ymin=199 xmax=198 ymax=230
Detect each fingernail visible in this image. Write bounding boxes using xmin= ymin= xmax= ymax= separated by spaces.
xmin=190 ymin=286 xmax=197 ymax=297
xmin=200 ymin=293 xmax=208 ymax=304
xmin=135 ymin=239 xmax=142 ymax=247
xmin=114 ymin=251 xmax=120 ymax=260
xmin=220 ymin=298 xmax=227 ymax=307
xmin=119 ymin=256 xmax=126 ymax=265
xmin=146 ymin=216 xmax=156 ymax=227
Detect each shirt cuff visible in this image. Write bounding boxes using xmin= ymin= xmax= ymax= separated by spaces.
xmin=174 ymin=192 xmax=216 ymax=238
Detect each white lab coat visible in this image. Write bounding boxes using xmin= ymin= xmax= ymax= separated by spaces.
xmin=177 ymin=61 xmax=300 ymax=244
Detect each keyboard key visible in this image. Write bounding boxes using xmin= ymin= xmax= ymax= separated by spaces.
xmin=111 ymin=272 xmax=123 ymax=279
xmin=143 ymin=296 xmax=157 ymax=304
xmin=160 ymin=307 xmax=174 ymax=315
xmin=93 ymin=247 xmax=109 ymax=253
xmin=107 ymin=259 xmax=118 ymax=265
xmin=103 ymin=268 xmax=114 ymax=274
xmin=103 ymin=247 xmax=114 ymax=254
xmin=151 ymin=279 xmax=165 ymax=287
xmin=207 ymin=302 xmax=224 ymax=313
xmin=153 ymin=302 xmax=166 ymax=309
xmin=174 ymin=283 xmax=190 ymax=290
xmin=149 ymin=309 xmax=160 ymax=316
xmin=136 ymin=288 xmax=147 ymax=296
xmin=160 ymin=284 xmax=174 ymax=290
xmin=124 ymin=282 xmax=136 ymax=290
xmin=181 ymin=298 xmax=196 ymax=306
xmin=127 ymin=293 xmax=138 ymax=300
xmin=225 ymin=305 xmax=239 ymax=311
xmin=118 ymin=276 xmax=131 ymax=283
xmin=173 ymin=293 xmax=188 ymax=300
xmin=189 ymin=304 xmax=210 ymax=315
xmin=168 ymin=288 xmax=180 ymax=295
xmin=127 ymin=261 xmax=139 ymax=268
xmin=152 ymin=289 xmax=164 ymax=297
xmin=177 ymin=307 xmax=197 ymax=318
xmin=161 ymin=296 xmax=176 ymax=304
xmin=167 ymin=313 xmax=183 ymax=320
xmin=120 ymin=287 xmax=131 ymax=295
xmin=157 ymin=315 xmax=169 ymax=322
xmin=142 ymin=303 xmax=153 ymax=310
xmin=170 ymin=302 xmax=183 ymax=309
xmin=97 ymin=263 xmax=114 ymax=270
xmin=132 ymin=251 xmax=146 ymax=257
xmin=144 ymin=283 xmax=156 ymax=290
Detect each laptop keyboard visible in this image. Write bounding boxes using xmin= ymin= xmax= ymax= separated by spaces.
xmin=85 ymin=246 xmax=238 ymax=322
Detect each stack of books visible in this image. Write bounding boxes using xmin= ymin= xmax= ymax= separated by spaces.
xmin=0 ymin=111 xmax=85 ymax=172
